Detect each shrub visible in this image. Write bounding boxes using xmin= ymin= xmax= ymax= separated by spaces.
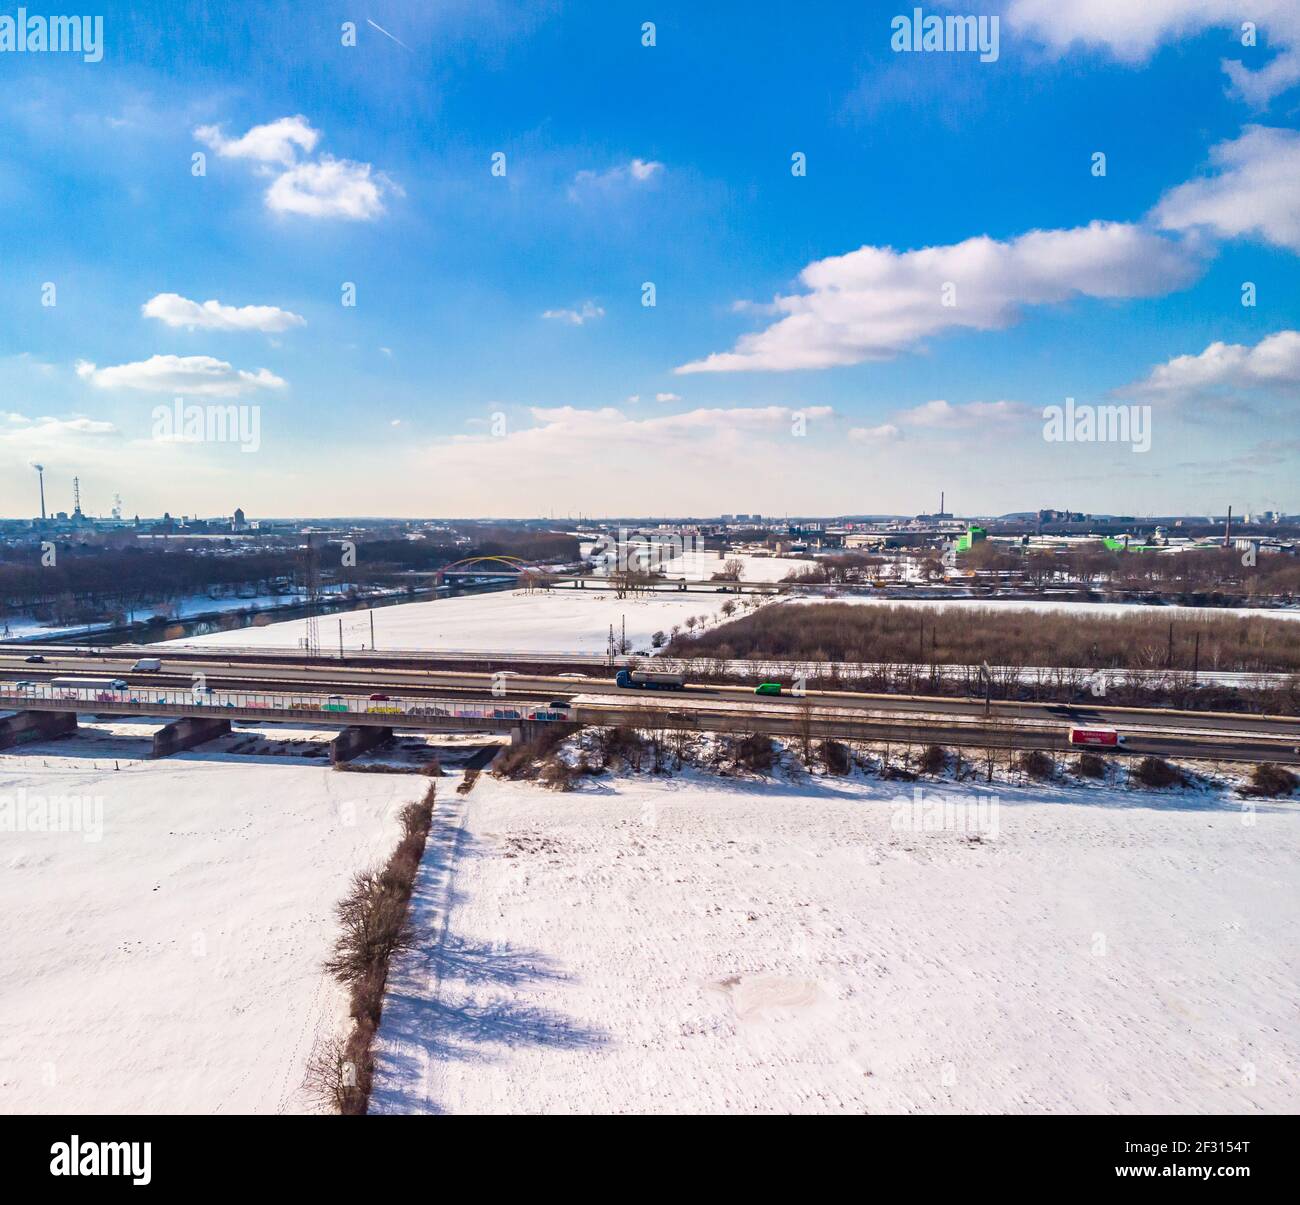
xmin=595 ymin=725 xmax=648 ymax=771
xmin=492 ymin=725 xmax=573 ymax=779
xmin=1017 ymin=749 xmax=1056 ymax=780
xmin=538 ymin=756 xmax=578 ymax=791
xmin=819 ymin=739 xmax=852 ymax=775
xmin=731 ymin=733 xmax=775 ymax=772
xmin=1074 ymin=751 xmax=1107 ymax=779
xmin=1242 ymin=762 xmax=1299 ymax=798
xmin=1131 ymin=756 xmax=1186 ymax=789
xmin=918 ymin=744 xmax=948 ymax=775
xmin=317 ymin=787 xmax=435 ymax=1114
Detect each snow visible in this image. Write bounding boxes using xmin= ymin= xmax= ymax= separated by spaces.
xmin=660 ymin=551 xmax=813 ymax=583
xmin=0 ymin=721 xmax=427 ymax=1114
xmin=174 ymin=588 xmax=756 ymax=655
xmin=370 ymin=765 xmax=1299 ymax=1114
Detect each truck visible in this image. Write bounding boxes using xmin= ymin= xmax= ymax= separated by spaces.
xmin=50 ymin=677 xmax=129 ymax=691
xmin=1068 ymin=727 xmax=1126 ymax=747
xmin=131 ymin=657 xmax=162 ymax=672
xmin=615 ymin=668 xmax=687 ymax=691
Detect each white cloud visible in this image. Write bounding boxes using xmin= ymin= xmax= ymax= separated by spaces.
xmin=142 ymin=293 xmax=306 ymax=333
xmin=196 ymin=116 xmax=396 ymax=221
xmin=422 ymin=403 xmax=850 ymax=513
xmin=1006 ymin=0 xmax=1300 ymax=105
xmin=848 ymin=423 xmax=901 ymax=444
xmin=1122 ymin=330 xmax=1300 ymax=398
xmin=265 ymin=156 xmax=394 ymax=221
xmin=569 ymin=158 xmax=664 ymax=199
xmin=194 ymin=115 xmax=319 ymax=165
xmin=899 ymin=399 xmax=1032 ymax=428
xmin=655 ymin=392 xmax=682 ymax=403
xmin=541 ymin=301 xmax=605 ymax=325
xmin=677 ymin=221 xmax=1198 ymax=373
xmin=1153 ymin=126 xmax=1300 ymax=253
xmin=0 ymin=413 xmax=118 ymax=447
xmin=76 ymin=355 xmax=286 ymax=397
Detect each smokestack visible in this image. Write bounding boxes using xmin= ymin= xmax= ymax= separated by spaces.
xmin=940 ymin=490 xmax=944 ymax=516
xmin=1224 ymin=505 xmax=1233 ymax=547
xmin=33 ymin=464 xmax=45 ymax=522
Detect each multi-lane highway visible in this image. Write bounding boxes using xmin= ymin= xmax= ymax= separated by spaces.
xmin=2 ymin=643 xmax=1298 ymax=762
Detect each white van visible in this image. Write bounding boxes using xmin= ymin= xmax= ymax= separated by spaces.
xmin=131 ymin=657 xmax=162 ymax=672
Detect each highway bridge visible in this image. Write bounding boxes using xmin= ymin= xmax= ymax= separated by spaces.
xmin=1 ymin=643 xmax=1298 ymax=765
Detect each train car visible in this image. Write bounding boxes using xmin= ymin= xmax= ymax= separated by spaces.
xmin=1068 ymin=727 xmax=1126 ymax=747
xmin=615 ymin=668 xmax=687 ymax=691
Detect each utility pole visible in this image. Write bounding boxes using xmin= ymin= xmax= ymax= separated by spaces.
xmin=369 ymin=609 xmax=375 ymax=650
xmin=1192 ymin=632 xmax=1200 ymax=682
xmin=338 ymin=618 xmax=344 ymax=659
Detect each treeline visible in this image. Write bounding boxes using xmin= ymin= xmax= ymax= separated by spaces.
xmin=0 ymin=527 xmax=582 ymax=623
xmin=948 ymin=543 xmax=1300 ymax=599
xmin=666 ymin=601 xmax=1300 ymax=675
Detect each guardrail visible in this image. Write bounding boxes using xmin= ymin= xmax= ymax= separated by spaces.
xmin=5 ymin=642 xmax=1295 ymax=688
xmin=0 ymin=683 xmax=571 ymax=723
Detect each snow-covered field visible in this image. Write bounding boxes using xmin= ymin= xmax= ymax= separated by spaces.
xmin=175 ymin=588 xmax=755 ymax=655
xmin=660 ymin=550 xmax=812 ymax=583
xmin=371 ymin=767 xmax=1299 ymax=1115
xmin=0 ymin=721 xmax=425 ymax=1114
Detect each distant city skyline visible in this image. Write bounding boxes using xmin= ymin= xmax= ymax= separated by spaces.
xmin=1 ymin=2 xmax=1297 ymax=517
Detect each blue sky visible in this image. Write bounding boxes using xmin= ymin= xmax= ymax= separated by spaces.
xmin=1 ymin=0 xmax=1297 ymax=519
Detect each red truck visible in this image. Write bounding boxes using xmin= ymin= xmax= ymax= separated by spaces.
xmin=1068 ymin=727 xmax=1126 ymax=747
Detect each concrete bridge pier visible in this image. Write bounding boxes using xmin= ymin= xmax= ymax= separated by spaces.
xmin=0 ymin=710 xmax=78 ymax=750
xmin=331 ymin=725 xmax=394 ymax=765
xmin=509 ymin=721 xmax=547 ymax=746
xmin=152 ymin=717 xmax=231 ymax=758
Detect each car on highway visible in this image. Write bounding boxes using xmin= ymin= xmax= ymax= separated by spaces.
xmin=24 ymin=654 xmax=45 ymax=663
xmin=131 ymin=658 xmax=162 ymax=672
xmin=754 ymin=682 xmax=782 ymax=696
xmin=547 ymin=699 xmax=571 ymax=709
xmin=368 ymin=693 xmax=391 ymax=701
xmin=557 ymin=672 xmax=588 ymax=679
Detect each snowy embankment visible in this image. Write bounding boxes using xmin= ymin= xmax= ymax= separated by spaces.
xmin=176 ymin=588 xmax=756 ymax=655
xmin=371 ymin=764 xmax=1299 ymax=1115
xmin=0 ymin=721 xmax=426 ymax=1114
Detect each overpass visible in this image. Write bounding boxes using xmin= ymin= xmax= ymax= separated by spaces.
xmin=2 ymin=671 xmax=1298 ymax=765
